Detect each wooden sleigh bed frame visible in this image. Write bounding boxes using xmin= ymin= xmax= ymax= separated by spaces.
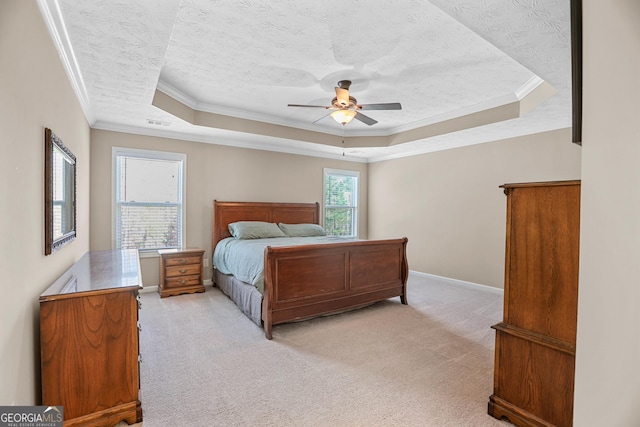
xmin=212 ymin=201 xmax=409 ymax=339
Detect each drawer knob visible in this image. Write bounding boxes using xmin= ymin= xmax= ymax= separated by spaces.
xmin=178 ymin=258 xmax=187 ymax=264
xmin=179 ymin=279 xmax=187 ymax=285
xmin=178 ymin=269 xmax=187 ymax=274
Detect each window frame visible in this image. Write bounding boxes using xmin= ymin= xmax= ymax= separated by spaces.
xmin=112 ymin=147 xmax=187 ymax=256
xmin=323 ymin=168 xmax=359 ymax=238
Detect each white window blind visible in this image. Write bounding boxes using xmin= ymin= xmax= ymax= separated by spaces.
xmin=114 ymin=148 xmax=185 ymax=251
xmin=324 ymin=168 xmax=358 ymax=237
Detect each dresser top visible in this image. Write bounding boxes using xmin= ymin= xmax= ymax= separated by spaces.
xmin=40 ymin=250 xmax=142 ymax=301
xmin=500 ymin=180 xmax=581 ymax=189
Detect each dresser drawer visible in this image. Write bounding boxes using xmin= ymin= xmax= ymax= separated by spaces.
xmin=165 ymin=264 xmax=201 ymax=277
xmin=164 ymin=255 xmax=200 ymax=267
xmin=165 ymin=275 xmax=201 ymax=289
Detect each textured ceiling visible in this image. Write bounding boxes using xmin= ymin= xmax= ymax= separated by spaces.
xmin=42 ymin=0 xmax=571 ymax=161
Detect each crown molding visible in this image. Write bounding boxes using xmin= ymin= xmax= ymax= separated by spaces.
xmin=92 ymin=119 xmax=569 ymax=165
xmin=156 ymin=79 xmax=345 ymax=136
xmin=386 ymin=93 xmax=518 ymax=135
xmin=367 ymin=124 xmax=570 ymax=163
xmin=155 ymin=79 xmax=198 ymax=110
xmin=37 ymin=0 xmax=96 ymax=125
xmin=157 ymin=75 xmax=548 ymax=141
xmin=515 ymin=75 xmax=545 ymax=100
xmin=91 ymin=120 xmax=368 ymax=163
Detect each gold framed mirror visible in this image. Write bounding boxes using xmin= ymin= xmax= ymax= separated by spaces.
xmin=44 ymin=128 xmax=76 ymax=255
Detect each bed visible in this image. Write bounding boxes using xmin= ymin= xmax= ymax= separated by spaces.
xmin=212 ymin=200 xmax=408 ymax=339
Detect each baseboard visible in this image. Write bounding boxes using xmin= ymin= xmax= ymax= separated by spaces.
xmin=409 ymin=270 xmax=503 ymax=294
xmin=140 ymin=279 xmax=213 ymax=294
xmin=142 ymin=275 xmax=499 ymax=295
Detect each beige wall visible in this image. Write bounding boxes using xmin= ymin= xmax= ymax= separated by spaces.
xmin=0 ymin=1 xmax=90 ymax=405
xmin=574 ymin=1 xmax=640 ymax=425
xmin=369 ymin=128 xmax=581 ymax=288
xmin=90 ymin=129 xmax=368 ymax=286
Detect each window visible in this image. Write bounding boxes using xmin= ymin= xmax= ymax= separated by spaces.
xmin=113 ymin=148 xmax=185 ymax=252
xmin=323 ymin=168 xmax=359 ymax=237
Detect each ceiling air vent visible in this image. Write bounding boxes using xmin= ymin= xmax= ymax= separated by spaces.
xmin=146 ymin=119 xmax=171 ymax=126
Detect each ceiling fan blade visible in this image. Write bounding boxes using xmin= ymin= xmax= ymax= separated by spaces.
xmin=354 ymin=112 xmax=378 ymax=126
xmin=288 ymin=104 xmax=331 ymax=108
xmin=335 ymin=87 xmax=350 ymax=107
xmin=358 ymin=102 xmax=402 ymax=110
xmin=312 ymin=113 xmax=332 ymax=124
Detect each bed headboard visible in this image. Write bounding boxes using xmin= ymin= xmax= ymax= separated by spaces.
xmin=212 ymin=201 xmax=320 ymax=249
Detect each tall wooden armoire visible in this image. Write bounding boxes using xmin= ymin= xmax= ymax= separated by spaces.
xmin=488 ymin=180 xmax=581 ymax=427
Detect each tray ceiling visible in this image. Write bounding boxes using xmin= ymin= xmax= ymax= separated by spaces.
xmin=39 ymin=0 xmax=572 ymax=162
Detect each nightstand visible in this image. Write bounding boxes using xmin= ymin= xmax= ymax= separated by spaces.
xmin=158 ymin=248 xmax=205 ymax=298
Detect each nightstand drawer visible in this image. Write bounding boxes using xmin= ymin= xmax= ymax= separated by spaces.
xmin=164 ymin=255 xmax=200 ymax=267
xmin=165 ymin=264 xmax=200 ymax=277
xmin=165 ymin=275 xmax=201 ymax=289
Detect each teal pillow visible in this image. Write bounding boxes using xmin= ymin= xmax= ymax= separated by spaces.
xmin=228 ymin=221 xmax=287 ymax=239
xmin=278 ymin=223 xmax=326 ymax=237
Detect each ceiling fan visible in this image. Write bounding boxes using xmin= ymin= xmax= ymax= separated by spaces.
xmin=287 ymin=80 xmax=402 ymax=126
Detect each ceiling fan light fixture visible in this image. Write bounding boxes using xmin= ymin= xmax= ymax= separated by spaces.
xmin=331 ymin=109 xmax=357 ymax=125
xmin=288 ymin=80 xmax=401 ymax=126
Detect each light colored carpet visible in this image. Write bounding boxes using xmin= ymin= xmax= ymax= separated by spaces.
xmin=126 ymin=273 xmax=511 ymax=426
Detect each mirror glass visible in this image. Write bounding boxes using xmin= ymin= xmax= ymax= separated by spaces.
xmin=45 ymin=128 xmax=76 ymax=255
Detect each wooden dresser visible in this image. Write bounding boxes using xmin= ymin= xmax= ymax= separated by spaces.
xmin=488 ymin=181 xmax=580 ymax=427
xmin=40 ymin=250 xmax=143 ymax=427
xmin=158 ymin=248 xmax=205 ymax=298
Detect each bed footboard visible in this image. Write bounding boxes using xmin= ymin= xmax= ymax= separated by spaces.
xmin=262 ymin=237 xmax=408 ymax=339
